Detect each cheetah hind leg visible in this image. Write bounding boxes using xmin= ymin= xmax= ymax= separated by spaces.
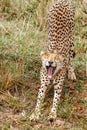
xmin=68 ymin=65 xmax=76 ymax=81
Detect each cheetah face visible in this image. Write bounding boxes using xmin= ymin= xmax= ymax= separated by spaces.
xmin=40 ymin=51 xmax=63 ymax=79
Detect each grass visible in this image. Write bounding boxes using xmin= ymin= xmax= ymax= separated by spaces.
xmin=0 ymin=0 xmax=87 ymax=129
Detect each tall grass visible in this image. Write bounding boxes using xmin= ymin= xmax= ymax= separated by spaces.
xmin=0 ymin=0 xmax=87 ymax=90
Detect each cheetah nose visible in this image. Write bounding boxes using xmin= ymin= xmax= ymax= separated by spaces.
xmin=48 ymin=61 xmax=53 ymax=65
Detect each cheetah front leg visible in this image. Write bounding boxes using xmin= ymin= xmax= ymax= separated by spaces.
xmin=30 ymin=68 xmax=50 ymax=121
xmin=49 ymin=69 xmax=66 ymax=121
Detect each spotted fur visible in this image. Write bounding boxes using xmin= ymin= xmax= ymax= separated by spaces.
xmin=30 ymin=0 xmax=76 ymax=121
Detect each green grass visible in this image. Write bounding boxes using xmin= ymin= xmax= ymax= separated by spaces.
xmin=0 ymin=0 xmax=87 ymax=129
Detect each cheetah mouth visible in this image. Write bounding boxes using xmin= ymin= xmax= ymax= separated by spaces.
xmin=46 ymin=66 xmax=56 ymax=79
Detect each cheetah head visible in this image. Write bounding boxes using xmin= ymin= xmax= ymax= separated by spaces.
xmin=40 ymin=51 xmax=63 ymax=79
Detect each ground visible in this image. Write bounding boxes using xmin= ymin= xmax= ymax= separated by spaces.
xmin=0 ymin=72 xmax=87 ymax=129
xmin=0 ymin=0 xmax=87 ymax=129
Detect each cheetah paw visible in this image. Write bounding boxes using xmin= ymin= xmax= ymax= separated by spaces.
xmin=48 ymin=112 xmax=57 ymax=122
xmin=68 ymin=71 xmax=76 ymax=81
xmin=29 ymin=111 xmax=40 ymax=121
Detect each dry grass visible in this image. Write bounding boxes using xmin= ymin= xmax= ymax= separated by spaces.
xmin=0 ymin=0 xmax=87 ymax=129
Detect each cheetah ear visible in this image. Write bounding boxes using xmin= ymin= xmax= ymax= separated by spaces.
xmin=40 ymin=51 xmax=45 ymax=56
xmin=58 ymin=55 xmax=64 ymax=62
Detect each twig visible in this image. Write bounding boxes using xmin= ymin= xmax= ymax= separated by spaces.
xmin=0 ymin=22 xmax=10 ymax=34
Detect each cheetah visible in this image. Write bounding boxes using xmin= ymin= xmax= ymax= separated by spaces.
xmin=30 ymin=0 xmax=76 ymax=121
